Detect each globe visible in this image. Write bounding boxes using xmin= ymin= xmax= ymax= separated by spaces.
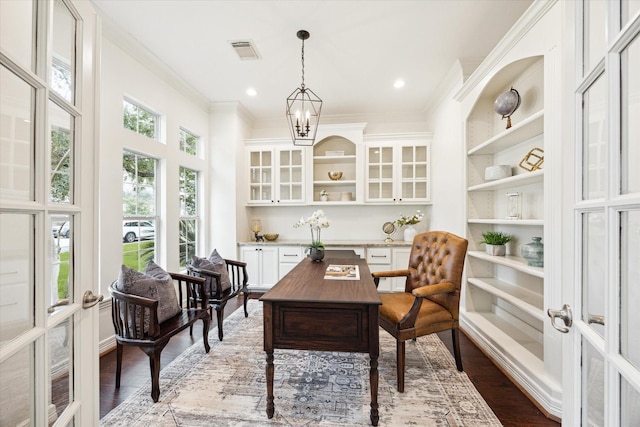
xmin=382 ymin=221 xmax=395 ymax=235
xmin=494 ymin=87 xmax=521 ymax=129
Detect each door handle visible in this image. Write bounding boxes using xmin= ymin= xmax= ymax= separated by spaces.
xmin=48 ymin=299 xmax=70 ymax=313
xmin=82 ymin=290 xmax=104 ymax=309
xmin=588 ymin=314 xmax=605 ymax=325
xmin=547 ymin=304 xmax=572 ymax=333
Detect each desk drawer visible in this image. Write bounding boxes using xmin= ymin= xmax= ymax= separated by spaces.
xmin=366 ymin=248 xmax=391 ymax=264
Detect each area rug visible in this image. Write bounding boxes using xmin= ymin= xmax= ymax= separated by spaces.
xmin=101 ymin=300 xmax=501 ymax=426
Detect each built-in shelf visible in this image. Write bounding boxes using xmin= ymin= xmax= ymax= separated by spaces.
xmin=468 ymin=169 xmax=544 ymax=191
xmin=468 ymin=110 xmax=544 ymax=156
xmin=468 ymin=218 xmax=544 ymax=226
xmin=313 ymin=155 xmax=356 ymax=164
xmin=467 ymin=277 xmax=544 ymax=321
xmin=467 ymin=250 xmax=544 ymax=278
xmin=462 ymin=311 xmax=544 ymax=364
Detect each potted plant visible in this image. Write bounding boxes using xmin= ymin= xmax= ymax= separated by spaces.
xmin=294 ymin=209 xmax=331 ymax=262
xmin=395 ymin=210 xmax=423 ymax=242
xmin=319 ymin=189 xmax=328 ymax=202
xmin=480 ymin=231 xmax=512 ymax=256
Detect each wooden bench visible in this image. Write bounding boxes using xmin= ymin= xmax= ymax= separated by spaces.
xmin=186 ymin=258 xmax=249 ymax=341
xmin=109 ymin=272 xmax=210 ymax=402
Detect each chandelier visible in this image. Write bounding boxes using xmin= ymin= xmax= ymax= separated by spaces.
xmin=286 ymin=30 xmax=322 ymax=146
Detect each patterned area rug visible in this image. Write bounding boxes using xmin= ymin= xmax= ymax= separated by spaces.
xmin=101 ymin=300 xmax=501 ymax=426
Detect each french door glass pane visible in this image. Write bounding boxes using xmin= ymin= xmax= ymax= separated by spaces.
xmin=582 ymin=338 xmax=605 ymax=427
xmin=0 ymin=213 xmax=35 ymax=346
xmin=582 ymin=74 xmax=607 ymax=200
xmin=621 ymin=376 xmax=640 ymax=426
xmin=50 ymin=214 xmax=71 ymax=313
xmin=582 ymin=211 xmax=605 ymax=337
xmin=583 ymin=0 xmax=607 ymax=75
xmin=0 ymin=66 xmax=35 ymax=201
xmin=621 ymin=33 xmax=640 ymax=195
xmin=49 ymin=100 xmax=73 ymax=204
xmin=0 ymin=0 xmax=34 ymax=71
xmin=51 ymin=0 xmax=76 ymax=103
xmin=50 ymin=317 xmax=73 ymax=422
xmin=0 ymin=344 xmax=34 ymax=425
xmin=620 ymin=210 xmax=640 ymax=369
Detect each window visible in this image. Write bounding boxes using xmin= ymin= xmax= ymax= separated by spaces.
xmin=179 ymin=166 xmax=198 ymax=267
xmin=179 ymin=128 xmax=199 ymax=156
xmin=123 ymin=99 xmax=157 ymax=139
xmin=122 ymin=151 xmax=156 ymax=271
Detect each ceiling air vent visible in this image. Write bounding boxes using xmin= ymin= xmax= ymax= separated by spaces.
xmin=230 ymin=40 xmax=260 ymax=60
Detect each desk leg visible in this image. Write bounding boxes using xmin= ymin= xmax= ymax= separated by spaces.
xmin=369 ymin=355 xmax=379 ymax=426
xmin=266 ymin=351 xmax=274 ymax=418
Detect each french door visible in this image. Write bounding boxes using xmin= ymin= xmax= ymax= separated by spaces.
xmin=551 ymin=1 xmax=640 ymax=425
xmin=0 ymin=1 xmax=99 ymax=425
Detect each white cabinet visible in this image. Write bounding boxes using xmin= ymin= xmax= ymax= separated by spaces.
xmin=240 ymin=245 xmax=279 ymax=290
xmin=366 ymin=247 xmax=392 ymax=291
xmin=364 ymin=134 xmax=431 ymax=203
xmin=278 ymin=246 xmax=303 ymax=279
xmin=459 ymin=52 xmax=561 ymax=416
xmin=390 ymin=247 xmax=411 ymax=292
xmin=246 ymin=141 xmax=306 ymax=205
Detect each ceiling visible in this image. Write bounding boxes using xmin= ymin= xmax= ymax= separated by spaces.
xmin=90 ymin=0 xmax=533 ymax=123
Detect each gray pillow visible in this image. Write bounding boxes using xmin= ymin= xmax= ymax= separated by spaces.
xmin=116 ymin=262 xmax=181 ymax=332
xmin=190 ymin=253 xmax=231 ymax=294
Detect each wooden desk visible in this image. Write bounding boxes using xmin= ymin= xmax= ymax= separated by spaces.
xmin=260 ymin=253 xmax=382 ymax=426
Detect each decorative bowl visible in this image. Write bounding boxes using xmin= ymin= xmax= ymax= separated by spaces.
xmin=263 ymin=233 xmax=279 ymax=241
xmin=328 ymin=171 xmax=343 ymax=180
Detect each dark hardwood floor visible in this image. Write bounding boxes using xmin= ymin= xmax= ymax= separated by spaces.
xmin=100 ymin=295 xmax=560 ymax=426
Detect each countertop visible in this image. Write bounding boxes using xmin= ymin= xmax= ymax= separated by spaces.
xmin=237 ymin=239 xmax=412 ymax=247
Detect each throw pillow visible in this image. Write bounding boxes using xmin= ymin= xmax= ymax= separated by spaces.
xmin=116 ymin=263 xmax=181 ymax=333
xmin=190 ymin=253 xmax=231 ymax=295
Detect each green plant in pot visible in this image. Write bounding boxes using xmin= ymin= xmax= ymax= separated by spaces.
xmin=294 ymin=209 xmax=330 ymax=262
xmin=480 ymin=231 xmax=512 ymax=256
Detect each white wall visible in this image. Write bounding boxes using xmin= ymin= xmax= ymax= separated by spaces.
xmin=97 ymin=35 xmax=210 ymax=347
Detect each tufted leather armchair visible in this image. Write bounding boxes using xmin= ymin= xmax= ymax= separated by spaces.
xmin=372 ymin=231 xmax=468 ymax=392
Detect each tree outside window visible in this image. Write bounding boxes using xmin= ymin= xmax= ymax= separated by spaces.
xmin=123 ymin=151 xmax=156 ymax=271
xmin=179 ymin=166 xmax=198 ymax=267
xmin=123 ymin=99 xmax=157 ymax=139
xmin=180 ymin=128 xmax=199 ymax=156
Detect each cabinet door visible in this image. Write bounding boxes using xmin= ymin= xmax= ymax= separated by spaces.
xmin=391 ymin=247 xmax=411 ymax=292
xmin=259 ymin=246 xmax=279 ymax=288
xmin=366 ymin=248 xmax=392 ymax=292
xmin=276 ymin=147 xmax=305 ymax=204
xmin=366 ymin=144 xmax=395 ymax=202
xmin=248 ymin=149 xmax=274 ymax=204
xmin=397 ymin=144 xmax=430 ymax=202
xmin=240 ymin=246 xmax=262 ymax=287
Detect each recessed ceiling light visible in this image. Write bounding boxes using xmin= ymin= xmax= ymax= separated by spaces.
xmin=246 ymin=87 xmax=257 ymax=97
xmin=394 ymin=79 xmax=405 ymax=89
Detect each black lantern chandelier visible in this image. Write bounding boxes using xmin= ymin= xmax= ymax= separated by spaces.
xmin=286 ymin=30 xmax=322 ymax=146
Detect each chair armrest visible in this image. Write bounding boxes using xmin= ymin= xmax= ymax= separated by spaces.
xmin=170 ymin=272 xmax=209 ymax=309
xmin=224 ymin=258 xmax=247 ymax=269
xmin=185 ymin=265 xmax=224 ymax=296
xmin=224 ymin=259 xmax=249 ymax=292
xmin=371 ymin=269 xmax=410 ymax=279
xmin=411 ymin=282 xmax=456 ymax=298
xmin=109 ymin=282 xmax=160 ymax=338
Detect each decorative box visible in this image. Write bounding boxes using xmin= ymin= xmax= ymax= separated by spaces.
xmin=485 ymin=165 xmax=512 ymax=181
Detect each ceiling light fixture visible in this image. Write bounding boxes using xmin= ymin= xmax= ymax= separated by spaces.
xmin=285 ymin=30 xmax=322 ymax=146
xmin=246 ymin=87 xmax=257 ymax=97
xmin=394 ymin=79 xmax=405 ymax=88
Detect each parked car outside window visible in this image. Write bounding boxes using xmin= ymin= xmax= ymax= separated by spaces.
xmin=52 ymin=221 xmax=70 ymax=238
xmin=123 ymin=220 xmax=155 ymax=243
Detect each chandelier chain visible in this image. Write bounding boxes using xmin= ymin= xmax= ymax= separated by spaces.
xmin=300 ymin=38 xmax=305 ymax=88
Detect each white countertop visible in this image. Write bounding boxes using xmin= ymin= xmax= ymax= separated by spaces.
xmin=238 ymin=239 xmax=412 ymax=247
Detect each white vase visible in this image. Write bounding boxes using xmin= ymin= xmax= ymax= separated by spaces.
xmin=403 ymin=225 xmax=417 ymax=242
xmin=320 ymin=195 xmax=328 ymax=202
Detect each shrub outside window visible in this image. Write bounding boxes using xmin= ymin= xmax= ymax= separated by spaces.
xmin=179 ymin=166 xmax=198 ymax=267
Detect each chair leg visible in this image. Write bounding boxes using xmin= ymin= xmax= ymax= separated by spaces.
xmin=143 ymin=347 xmax=164 ymax=403
xmin=452 ymin=328 xmax=463 ymax=372
xmin=215 ymin=305 xmax=225 ymax=341
xmin=202 ymin=316 xmax=211 ymax=353
xmin=243 ymin=291 xmax=249 ymax=317
xmin=396 ymin=340 xmax=405 ymax=393
xmin=115 ymin=342 xmax=123 ymax=388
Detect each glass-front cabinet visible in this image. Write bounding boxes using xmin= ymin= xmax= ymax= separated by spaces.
xmin=247 ymin=141 xmax=306 ymax=205
xmin=364 ymin=134 xmax=431 ymax=204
